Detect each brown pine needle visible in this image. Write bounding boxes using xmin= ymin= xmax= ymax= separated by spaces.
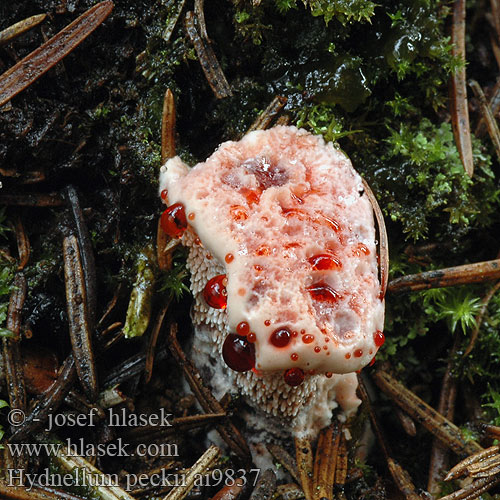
xmin=450 ymin=0 xmax=474 ymax=177
xmin=0 ymin=1 xmax=114 ymax=107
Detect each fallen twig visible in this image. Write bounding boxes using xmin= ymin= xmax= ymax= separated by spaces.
xmin=388 ymin=259 xmax=500 ymax=293
xmin=450 ymin=0 xmax=474 ymax=176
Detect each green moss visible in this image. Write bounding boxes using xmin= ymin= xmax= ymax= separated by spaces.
xmin=0 ymin=260 xmax=14 ymax=339
xmin=275 ymin=0 xmax=376 ymax=24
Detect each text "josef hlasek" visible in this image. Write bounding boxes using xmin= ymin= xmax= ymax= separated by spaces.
xmin=45 ymin=408 xmax=173 ymax=432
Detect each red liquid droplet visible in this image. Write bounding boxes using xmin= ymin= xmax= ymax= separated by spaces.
xmin=282 ymin=208 xmax=307 ymax=220
xmin=240 ymin=187 xmax=261 ymax=205
xmin=284 ymin=368 xmax=305 ymax=387
xmin=354 ymin=243 xmax=370 ymax=256
xmin=354 ymin=349 xmax=363 ymax=358
xmin=264 ymin=319 xmax=271 ymax=327
xmin=345 ymin=353 xmax=351 ymax=359
xmin=203 ymin=275 xmax=227 ymax=309
xmin=255 ymin=245 xmax=271 ymax=256
xmin=254 ymin=265 xmax=263 ymax=272
xmin=302 ymin=334 xmax=314 ymax=344
xmin=236 ymin=321 xmax=250 ymax=336
xmin=160 ymin=189 xmax=168 ymax=201
xmin=291 ymin=353 xmax=299 ymax=362
xmin=314 ymin=346 xmax=321 ymax=353
xmin=247 ymin=332 xmax=257 ymax=343
xmin=225 ymin=253 xmax=234 ymax=264
xmin=308 ymin=254 xmax=342 ymax=271
xmin=270 ymin=328 xmax=292 ymax=348
xmin=222 ymin=334 xmax=255 ymax=372
xmin=374 ymin=330 xmax=385 ymax=347
xmin=188 ymin=212 xmax=195 ymax=221
xmin=160 ymin=203 xmax=187 ymax=238
xmin=307 ymin=282 xmax=341 ymax=303
xmin=230 ymin=205 xmax=248 ymax=221
xmin=325 ymin=372 xmax=333 ymax=378
xmin=318 ymin=215 xmax=341 ymax=232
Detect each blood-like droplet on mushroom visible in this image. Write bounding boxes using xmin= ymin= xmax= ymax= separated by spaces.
xmin=307 ymin=282 xmax=341 ymax=303
xmin=255 ymin=245 xmax=271 ymax=256
xmin=270 ymin=328 xmax=292 ymax=348
xmin=225 ymin=253 xmax=234 ymax=263
xmin=264 ymin=319 xmax=271 ymax=327
xmin=160 ymin=203 xmax=187 ymax=238
xmin=308 ymin=254 xmax=342 ymax=271
xmin=284 ymin=367 xmax=305 ymax=387
xmin=230 ymin=205 xmax=248 ymax=221
xmin=314 ymin=346 xmax=321 ymax=353
xmin=203 ymin=275 xmax=228 ymax=309
xmin=160 ymin=189 xmax=168 ymax=201
xmin=291 ymin=353 xmax=299 ymax=361
xmin=374 ymin=330 xmax=385 ymax=347
xmin=240 ymin=187 xmax=261 ymax=205
xmin=302 ymin=334 xmax=314 ymax=344
xmin=354 ymin=349 xmax=363 ymax=358
xmin=236 ymin=321 xmax=250 ymax=336
xmin=222 ymin=334 xmax=255 ymax=372
xmin=354 ymin=243 xmax=370 ymax=256
xmin=247 ymin=332 xmax=257 ymax=343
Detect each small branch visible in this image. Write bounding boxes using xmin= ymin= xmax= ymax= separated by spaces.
xmin=388 ymin=259 xmax=500 ymax=293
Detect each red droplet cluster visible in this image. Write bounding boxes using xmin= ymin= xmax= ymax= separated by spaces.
xmin=222 ymin=334 xmax=255 ymax=372
xmin=374 ymin=330 xmax=385 ymax=347
xmin=203 ymin=275 xmax=227 ymax=309
xmin=284 ymin=367 xmax=305 ymax=387
xmin=270 ymin=328 xmax=292 ymax=348
xmin=307 ymin=282 xmax=341 ymax=303
xmin=308 ymin=254 xmax=342 ymax=271
xmin=160 ymin=203 xmax=187 ymax=238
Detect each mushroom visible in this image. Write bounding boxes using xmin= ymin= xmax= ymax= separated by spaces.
xmin=159 ymin=126 xmax=385 ymax=439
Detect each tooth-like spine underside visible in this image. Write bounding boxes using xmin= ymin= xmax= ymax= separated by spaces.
xmin=186 ymin=231 xmax=319 ymax=418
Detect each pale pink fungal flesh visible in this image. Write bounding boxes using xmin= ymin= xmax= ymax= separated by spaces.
xmin=159 ymin=126 xmax=385 ymax=437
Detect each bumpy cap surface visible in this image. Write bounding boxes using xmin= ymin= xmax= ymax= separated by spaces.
xmin=159 ymin=126 xmax=384 ymax=377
